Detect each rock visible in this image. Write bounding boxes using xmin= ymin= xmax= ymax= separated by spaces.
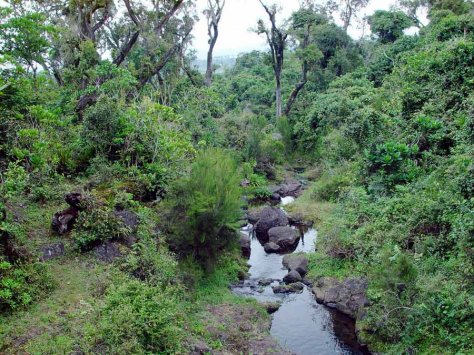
xmin=40 ymin=243 xmax=65 ymax=261
xmin=268 ymin=226 xmax=300 ymax=252
xmin=114 ymin=209 xmax=139 ymax=233
xmin=189 ymin=339 xmax=212 ymax=355
xmin=283 ymin=270 xmax=302 ymax=284
xmin=287 ymin=212 xmax=313 ymax=227
xmin=277 ymin=180 xmax=302 ymax=197
xmin=240 ymin=179 xmax=251 ymax=187
xmin=93 ymin=242 xmax=122 ymax=263
xmin=239 ymin=233 xmax=251 ymax=258
xmin=263 ymin=242 xmax=281 ymax=253
xmin=272 ymin=282 xmax=305 ymax=294
xmin=254 ymin=207 xmax=288 ymax=241
xmin=270 ymin=193 xmax=281 ymax=201
xmin=263 ymin=302 xmax=281 ymax=314
xmin=51 ymin=207 xmax=79 ymax=235
xmin=282 ymin=254 xmax=309 ymax=276
xmin=312 ymin=277 xmax=369 ymax=319
xmin=247 ymin=211 xmax=261 ymax=225
xmin=65 ymin=192 xmax=85 ymax=209
xmin=258 ymin=278 xmax=275 ymax=286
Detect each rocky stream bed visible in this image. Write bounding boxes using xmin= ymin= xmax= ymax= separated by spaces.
xmin=233 ymin=186 xmax=371 ymax=355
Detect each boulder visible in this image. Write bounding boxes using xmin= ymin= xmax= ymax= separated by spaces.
xmin=51 ymin=207 xmax=79 ymax=235
xmin=268 ymin=226 xmax=300 ymax=252
xmin=263 ymin=242 xmax=281 ymax=253
xmin=312 ymin=277 xmax=369 ymax=319
xmin=270 ymin=193 xmax=281 ymax=202
xmin=93 ymin=241 xmax=122 ymax=263
xmin=114 ymin=209 xmax=139 ymax=233
xmin=239 ymin=233 xmax=251 ymax=258
xmin=258 ymin=278 xmax=276 ymax=286
xmin=272 ymin=282 xmax=305 ymax=294
xmin=40 ymin=243 xmax=65 ymax=261
xmin=277 ymin=180 xmax=302 ymax=197
xmin=282 ymin=254 xmax=309 ymax=276
xmin=262 ymin=302 xmax=281 ymax=314
xmin=254 ymin=207 xmax=288 ymax=241
xmin=51 ymin=192 xmax=86 ymax=235
xmin=65 ymin=192 xmax=85 ymax=209
xmin=283 ymin=270 xmax=302 ymax=284
xmin=247 ymin=211 xmax=261 ymax=225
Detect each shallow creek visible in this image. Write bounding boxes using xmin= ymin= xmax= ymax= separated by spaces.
xmin=232 ymin=197 xmax=369 ymax=355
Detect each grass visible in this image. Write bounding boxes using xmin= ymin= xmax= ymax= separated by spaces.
xmin=0 ymin=256 xmax=109 ymax=354
xmin=284 ymin=186 xmax=335 ymax=225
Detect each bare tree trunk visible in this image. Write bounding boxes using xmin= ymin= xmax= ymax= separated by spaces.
xmin=275 ymin=78 xmax=282 ymax=117
xmin=205 ymin=27 xmax=218 ymax=86
xmin=204 ymin=0 xmax=225 ymax=86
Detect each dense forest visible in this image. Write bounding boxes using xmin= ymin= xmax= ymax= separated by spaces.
xmin=1 ymin=0 xmax=473 ymax=354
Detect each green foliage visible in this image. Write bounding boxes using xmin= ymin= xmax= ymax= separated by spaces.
xmin=73 ymin=200 xmax=130 ymax=250
xmin=95 ymin=275 xmax=184 ymax=354
xmin=368 ymin=10 xmax=413 ymax=43
xmin=0 ymin=261 xmax=55 ymax=311
xmin=170 ymin=149 xmax=242 ymax=265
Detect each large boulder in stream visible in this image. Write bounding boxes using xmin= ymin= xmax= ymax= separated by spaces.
xmin=273 ymin=282 xmax=305 ymax=294
xmin=239 ymin=233 xmax=251 ymax=258
xmin=254 ymin=207 xmax=288 ymax=241
xmin=283 ymin=270 xmax=302 ymax=284
xmin=263 ymin=242 xmax=281 ymax=253
xmin=268 ymin=226 xmax=299 ymax=252
xmin=282 ymin=254 xmax=309 ymax=276
xmin=312 ymin=277 xmax=369 ymax=320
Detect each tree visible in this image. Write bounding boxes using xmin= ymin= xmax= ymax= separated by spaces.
xmin=257 ymin=1 xmax=288 ymax=118
xmin=368 ymin=10 xmax=413 ymax=43
xmin=204 ymin=0 xmax=225 ymax=86
xmin=339 ymin=0 xmax=370 ymax=33
xmin=398 ymin=0 xmax=429 ymax=28
xmin=284 ymin=4 xmax=325 ymax=116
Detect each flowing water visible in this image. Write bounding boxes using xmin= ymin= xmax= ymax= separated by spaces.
xmin=232 ymin=197 xmax=369 ymax=355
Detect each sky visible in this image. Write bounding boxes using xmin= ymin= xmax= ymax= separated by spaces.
xmin=191 ymin=0 xmax=401 ymax=59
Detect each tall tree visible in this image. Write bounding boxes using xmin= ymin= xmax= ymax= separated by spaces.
xmin=257 ymin=1 xmax=288 ymax=118
xmin=204 ymin=0 xmax=225 ymax=86
xmin=284 ymin=5 xmax=325 ymax=116
xmin=398 ymin=0 xmax=429 ymax=28
xmin=327 ymin=0 xmax=370 ymax=33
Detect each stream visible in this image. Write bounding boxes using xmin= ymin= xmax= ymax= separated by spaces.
xmin=232 ymin=196 xmax=369 ymax=355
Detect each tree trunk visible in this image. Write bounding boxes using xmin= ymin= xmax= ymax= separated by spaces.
xmin=205 ymin=28 xmax=218 ymax=86
xmin=275 ymin=77 xmax=282 ymax=118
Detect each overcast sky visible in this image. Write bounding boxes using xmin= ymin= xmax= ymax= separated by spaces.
xmin=191 ymin=0 xmax=400 ymax=59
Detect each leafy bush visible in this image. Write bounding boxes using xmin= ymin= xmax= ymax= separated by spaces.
xmin=95 ymin=276 xmax=184 ymax=353
xmin=169 ymin=149 xmax=242 ymax=265
xmin=0 ymin=260 xmax=54 ymax=311
xmin=73 ymin=201 xmax=130 ymax=251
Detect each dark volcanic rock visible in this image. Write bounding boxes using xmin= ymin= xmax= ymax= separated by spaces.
xmin=65 ymin=192 xmax=85 ymax=209
xmin=247 ymin=211 xmax=261 ymax=225
xmin=312 ymin=277 xmax=369 ymax=319
xmin=93 ymin=242 xmax=122 ymax=263
xmin=277 ymin=180 xmax=302 ymax=197
xmin=258 ymin=278 xmax=276 ymax=286
xmin=114 ymin=209 xmax=139 ymax=233
xmin=283 ymin=270 xmax=302 ymax=284
xmin=268 ymin=226 xmax=300 ymax=252
xmin=263 ymin=302 xmax=281 ymax=314
xmin=263 ymin=242 xmax=281 ymax=253
xmin=51 ymin=207 xmax=79 ymax=235
xmin=254 ymin=207 xmax=288 ymax=241
xmin=282 ymin=254 xmax=309 ymax=276
xmin=40 ymin=243 xmax=65 ymax=261
xmin=239 ymin=233 xmax=251 ymax=258
xmin=272 ymin=282 xmax=305 ymax=294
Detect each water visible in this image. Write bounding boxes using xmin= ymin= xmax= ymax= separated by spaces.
xmin=233 ymin=199 xmax=368 ymax=355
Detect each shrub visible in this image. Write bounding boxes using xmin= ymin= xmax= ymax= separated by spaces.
xmin=170 ymin=149 xmax=242 ymax=265
xmin=95 ymin=276 xmax=184 ymax=353
xmin=73 ymin=201 xmax=130 ymax=251
xmin=0 ymin=260 xmax=55 ymax=311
